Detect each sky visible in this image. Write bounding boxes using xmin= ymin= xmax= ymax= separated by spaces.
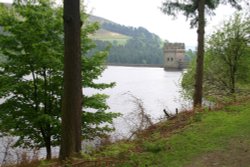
xmin=0 ymin=0 xmax=245 ymax=49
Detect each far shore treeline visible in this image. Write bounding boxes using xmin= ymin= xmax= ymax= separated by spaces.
xmin=88 ymin=15 xmax=164 ymax=65
xmin=88 ymin=15 xmax=196 ymax=66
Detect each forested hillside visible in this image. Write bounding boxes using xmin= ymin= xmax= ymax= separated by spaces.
xmin=89 ymin=15 xmax=164 ymax=65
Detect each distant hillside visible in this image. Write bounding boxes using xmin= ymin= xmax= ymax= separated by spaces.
xmin=88 ymin=15 xmax=116 ymax=25
xmin=89 ymin=15 xmax=162 ymax=44
xmin=90 ymin=29 xmax=131 ymax=45
xmin=89 ymin=15 xmax=131 ymax=45
xmin=88 ymin=15 xmax=164 ymax=65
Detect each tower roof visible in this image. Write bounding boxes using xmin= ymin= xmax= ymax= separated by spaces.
xmin=164 ymin=43 xmax=185 ymax=49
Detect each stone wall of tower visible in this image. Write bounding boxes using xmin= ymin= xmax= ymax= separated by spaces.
xmin=163 ymin=43 xmax=185 ymax=70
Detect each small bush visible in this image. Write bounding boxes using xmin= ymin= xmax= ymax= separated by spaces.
xmin=98 ymin=142 xmax=134 ymax=158
xmin=193 ymin=112 xmax=203 ymax=122
xmin=142 ymin=140 xmax=166 ymax=153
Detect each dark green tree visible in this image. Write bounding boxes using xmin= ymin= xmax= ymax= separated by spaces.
xmin=0 ymin=0 xmax=119 ymax=160
xmin=161 ymin=0 xmax=245 ymax=108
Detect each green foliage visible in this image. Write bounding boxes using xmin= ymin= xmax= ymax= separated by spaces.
xmin=182 ymin=13 xmax=250 ymax=101
xmin=185 ymin=49 xmax=196 ymax=60
xmin=111 ymin=101 xmax=250 ymax=167
xmin=161 ymin=0 xmax=243 ymax=27
xmin=181 ymin=58 xmax=196 ymax=99
xmin=89 ymin=22 xmax=164 ymax=65
xmin=142 ymin=139 xmax=166 ymax=153
xmin=161 ymin=0 xmax=245 ymax=108
xmin=0 ymin=0 xmax=119 ymax=157
xmin=140 ymin=132 xmax=166 ymax=153
xmin=0 ymin=0 xmax=63 ymax=150
xmin=97 ymin=142 xmax=135 ymax=158
xmin=0 ymin=52 xmax=5 ymax=63
xmin=192 ymin=112 xmax=203 ymax=122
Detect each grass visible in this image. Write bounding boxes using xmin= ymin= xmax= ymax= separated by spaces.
xmin=90 ymin=29 xmax=131 ymax=45
xmin=91 ymin=100 xmax=250 ymax=167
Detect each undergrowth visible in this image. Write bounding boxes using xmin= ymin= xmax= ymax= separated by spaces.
xmin=91 ymin=100 xmax=250 ymax=167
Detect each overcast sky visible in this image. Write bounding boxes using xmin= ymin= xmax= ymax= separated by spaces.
xmin=0 ymin=0 xmax=244 ymax=48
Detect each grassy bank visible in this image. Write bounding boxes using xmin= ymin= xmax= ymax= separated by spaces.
xmin=92 ymin=100 xmax=250 ymax=167
xmin=10 ymin=100 xmax=250 ymax=166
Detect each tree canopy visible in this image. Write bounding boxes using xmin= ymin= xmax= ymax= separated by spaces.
xmin=0 ymin=0 xmax=119 ymax=159
xmin=182 ymin=13 xmax=250 ymax=102
xmin=161 ymin=0 xmax=246 ymax=108
xmin=161 ymin=0 xmax=242 ymax=27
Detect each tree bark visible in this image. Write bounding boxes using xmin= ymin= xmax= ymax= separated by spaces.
xmin=193 ymin=0 xmax=205 ymax=109
xmin=45 ymin=136 xmax=51 ymax=160
xmin=60 ymin=0 xmax=82 ymax=160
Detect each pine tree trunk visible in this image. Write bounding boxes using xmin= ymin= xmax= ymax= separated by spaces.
xmin=45 ymin=137 xmax=51 ymax=160
xmin=60 ymin=0 xmax=82 ymax=160
xmin=193 ymin=0 xmax=205 ymax=109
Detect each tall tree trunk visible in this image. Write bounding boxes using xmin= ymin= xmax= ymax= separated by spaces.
xmin=193 ymin=0 xmax=205 ymax=108
xmin=60 ymin=0 xmax=82 ymax=160
xmin=43 ymin=68 xmax=52 ymax=160
xmin=45 ymin=136 xmax=51 ymax=160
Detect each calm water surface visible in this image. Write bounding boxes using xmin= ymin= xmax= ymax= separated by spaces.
xmin=85 ymin=66 xmax=188 ymax=137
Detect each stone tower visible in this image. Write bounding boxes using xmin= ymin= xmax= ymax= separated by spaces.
xmin=163 ymin=43 xmax=185 ymax=70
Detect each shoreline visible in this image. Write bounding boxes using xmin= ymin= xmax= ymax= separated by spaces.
xmin=106 ymin=63 xmax=163 ymax=68
xmin=106 ymin=63 xmax=186 ymax=71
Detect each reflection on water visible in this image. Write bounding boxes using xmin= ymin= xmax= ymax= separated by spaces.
xmin=85 ymin=66 xmax=189 ymax=137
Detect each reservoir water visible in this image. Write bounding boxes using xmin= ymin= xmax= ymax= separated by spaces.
xmin=0 ymin=66 xmax=188 ymax=163
xmin=85 ymin=66 xmax=188 ymax=138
